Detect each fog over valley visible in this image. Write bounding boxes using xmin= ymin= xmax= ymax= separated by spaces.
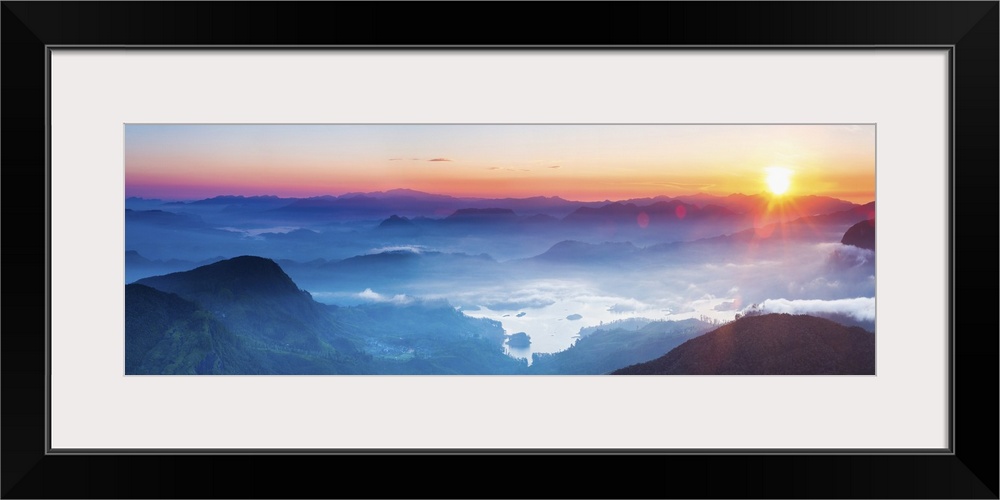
xmin=125 ymin=190 xmax=876 ymax=372
xmin=124 ymin=123 xmax=876 ymax=374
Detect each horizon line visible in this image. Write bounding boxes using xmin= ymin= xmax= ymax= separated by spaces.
xmin=125 ymin=188 xmax=876 ymax=205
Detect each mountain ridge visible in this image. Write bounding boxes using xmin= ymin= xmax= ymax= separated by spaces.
xmin=612 ymin=313 xmax=876 ymax=375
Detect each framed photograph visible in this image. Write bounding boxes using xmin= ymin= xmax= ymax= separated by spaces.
xmin=4 ymin=2 xmax=996 ymax=498
xmin=121 ymin=122 xmax=878 ymax=377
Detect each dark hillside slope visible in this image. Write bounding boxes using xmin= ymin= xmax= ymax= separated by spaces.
xmin=125 ymin=284 xmax=258 ymax=374
xmin=136 ymin=256 xmax=343 ymax=351
xmin=841 ymin=218 xmax=876 ymax=250
xmin=613 ymin=314 xmax=875 ymax=375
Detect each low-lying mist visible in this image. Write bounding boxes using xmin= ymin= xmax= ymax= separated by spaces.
xmin=125 ymin=195 xmax=876 ymax=360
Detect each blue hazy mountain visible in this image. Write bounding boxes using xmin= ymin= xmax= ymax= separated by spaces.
xmin=612 ymin=313 xmax=876 ymax=375
xmin=562 ymin=200 xmax=737 ymax=225
xmin=190 ymin=194 xmax=289 ymax=207
xmin=282 ymin=249 xmax=501 ymax=293
xmin=526 ymin=198 xmax=872 ymax=265
xmin=647 ymin=201 xmax=877 ymax=250
xmin=376 ymin=215 xmax=419 ymax=234
xmin=444 ymin=207 xmax=520 ymax=224
xmin=125 ymin=191 xmax=870 ymax=265
xmin=529 ymin=240 xmax=640 ymax=264
xmin=266 ymin=191 xmax=604 ymax=222
xmin=125 ymin=208 xmax=208 ymax=228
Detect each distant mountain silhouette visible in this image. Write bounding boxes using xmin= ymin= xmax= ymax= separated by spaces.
xmin=125 ymin=209 xmax=207 ymax=228
xmin=377 ymin=214 xmax=417 ymax=229
xmin=841 ymin=218 xmax=876 ymax=250
xmin=612 ymin=313 xmax=875 ymax=375
xmin=190 ymin=195 xmax=284 ymax=205
xmin=554 ymin=200 xmax=748 ymax=245
xmin=444 ymin=207 xmax=519 ymax=222
xmin=562 ymin=200 xmax=732 ymax=225
xmin=675 ymin=193 xmax=860 ymax=218
xmin=531 ymin=240 xmax=639 ymax=263
xmin=801 ymin=201 xmax=875 ymax=225
xmin=315 ymin=250 xmax=499 ymax=291
xmin=670 ymin=201 xmax=877 ymax=248
xmin=267 ymin=192 xmax=599 ymax=221
xmin=521 ymin=213 xmax=560 ymax=224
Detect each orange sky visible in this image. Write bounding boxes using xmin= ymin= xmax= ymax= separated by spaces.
xmin=125 ymin=124 xmax=876 ymax=202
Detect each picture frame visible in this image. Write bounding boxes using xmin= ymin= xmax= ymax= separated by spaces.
xmin=3 ymin=2 xmax=996 ymax=498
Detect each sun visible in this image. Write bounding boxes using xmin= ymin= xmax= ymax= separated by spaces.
xmin=765 ymin=167 xmax=793 ymax=196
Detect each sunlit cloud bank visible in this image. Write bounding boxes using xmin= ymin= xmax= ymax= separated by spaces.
xmin=755 ymin=297 xmax=875 ymax=322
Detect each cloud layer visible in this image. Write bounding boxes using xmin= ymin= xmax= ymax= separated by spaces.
xmin=359 ymin=288 xmax=412 ymax=305
xmin=756 ymin=297 xmax=875 ymax=322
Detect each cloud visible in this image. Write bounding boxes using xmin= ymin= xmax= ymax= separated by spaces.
xmin=756 ymin=297 xmax=875 ymax=322
xmin=713 ymin=301 xmax=737 ymax=311
xmin=366 ymin=245 xmax=425 ymax=255
xmin=487 ymin=167 xmax=501 ymax=170
xmin=485 ymin=298 xmax=556 ymax=310
xmin=428 ymin=158 xmax=452 ymax=162
xmin=548 ymin=165 xmax=561 ymax=169
xmin=447 ymin=279 xmax=586 ymax=311
xmin=824 ymin=243 xmax=875 ymax=268
xmin=358 ymin=288 xmax=413 ymax=305
xmin=607 ymin=303 xmax=638 ymax=313
xmin=388 ymin=158 xmax=404 ymax=161
xmin=309 ymin=291 xmax=356 ymax=301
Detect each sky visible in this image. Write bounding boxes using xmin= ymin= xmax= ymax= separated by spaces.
xmin=125 ymin=124 xmax=876 ymax=202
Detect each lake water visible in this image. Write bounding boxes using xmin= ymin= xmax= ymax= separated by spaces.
xmin=461 ymin=295 xmax=737 ymax=365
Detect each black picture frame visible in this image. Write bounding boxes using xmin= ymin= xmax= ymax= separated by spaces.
xmin=3 ymin=2 xmax=996 ymax=498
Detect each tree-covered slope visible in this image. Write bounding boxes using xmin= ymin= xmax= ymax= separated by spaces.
xmin=530 ymin=319 xmax=714 ymax=374
xmin=612 ymin=313 xmax=875 ymax=375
